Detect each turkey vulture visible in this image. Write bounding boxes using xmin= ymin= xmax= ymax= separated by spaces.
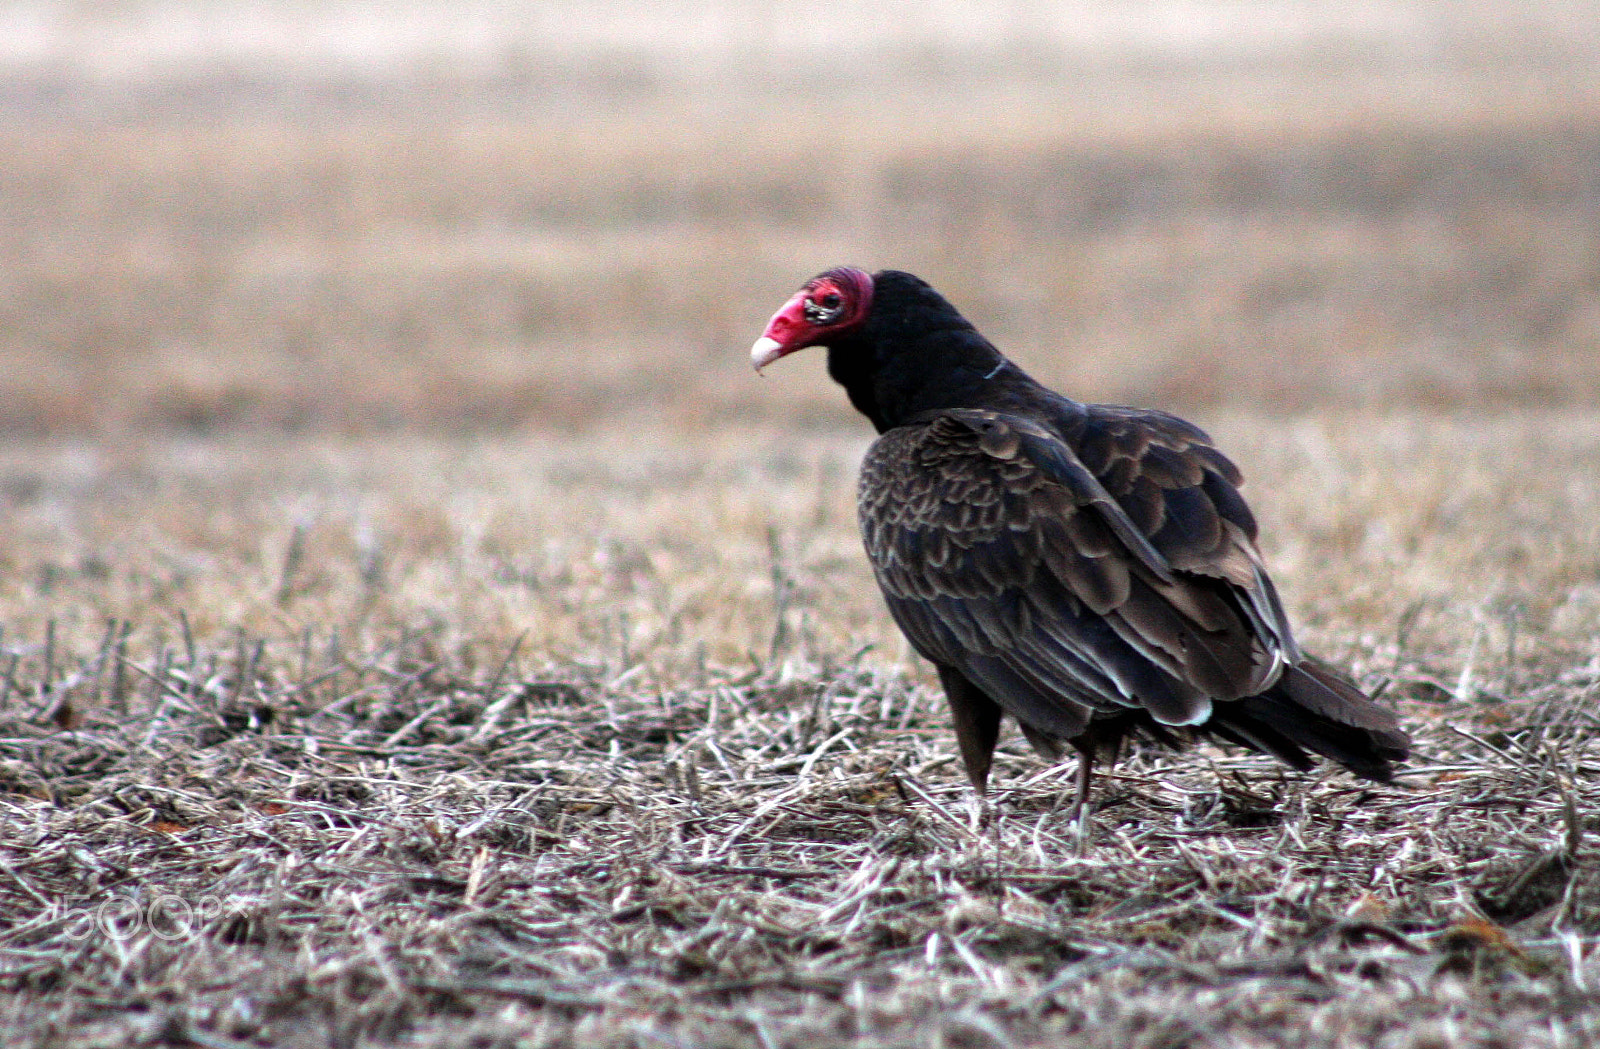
xmin=751 ymin=267 xmax=1408 ymax=825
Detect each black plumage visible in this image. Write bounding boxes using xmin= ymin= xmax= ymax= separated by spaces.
xmin=752 ymin=267 xmax=1408 ymax=824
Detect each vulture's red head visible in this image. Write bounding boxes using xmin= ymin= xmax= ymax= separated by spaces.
xmin=750 ymin=267 xmax=875 ymax=371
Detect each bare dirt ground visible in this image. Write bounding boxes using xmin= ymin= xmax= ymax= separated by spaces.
xmin=3 ymin=3 xmax=1600 ymax=1046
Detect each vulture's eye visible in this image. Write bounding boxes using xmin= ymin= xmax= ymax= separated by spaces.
xmin=804 ymin=291 xmax=846 ymax=324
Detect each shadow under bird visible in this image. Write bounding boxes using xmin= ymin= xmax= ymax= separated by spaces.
xmin=752 ymin=267 xmax=1409 ymax=826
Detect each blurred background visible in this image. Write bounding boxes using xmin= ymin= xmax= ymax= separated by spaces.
xmin=2 ymin=0 xmax=1598 ymax=438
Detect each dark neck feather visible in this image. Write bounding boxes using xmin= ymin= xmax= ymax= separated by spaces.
xmin=825 ymin=271 xmax=1027 ymax=433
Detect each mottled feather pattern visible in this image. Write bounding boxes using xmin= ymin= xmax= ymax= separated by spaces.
xmin=858 ymin=409 xmax=1279 ymax=728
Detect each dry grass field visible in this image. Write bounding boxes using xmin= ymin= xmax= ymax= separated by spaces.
xmin=3 ymin=2 xmax=1600 ymax=1046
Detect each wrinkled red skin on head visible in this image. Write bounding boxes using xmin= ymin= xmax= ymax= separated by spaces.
xmin=751 ymin=267 xmax=874 ymax=370
xmin=755 ymin=288 xmax=815 ymax=357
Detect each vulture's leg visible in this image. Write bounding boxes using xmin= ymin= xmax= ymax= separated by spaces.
xmin=936 ymin=667 xmax=1003 ymax=793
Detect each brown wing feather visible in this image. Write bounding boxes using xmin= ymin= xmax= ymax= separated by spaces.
xmin=858 ymin=409 xmax=1284 ymax=737
xmin=1068 ymin=406 xmax=1298 ymax=660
